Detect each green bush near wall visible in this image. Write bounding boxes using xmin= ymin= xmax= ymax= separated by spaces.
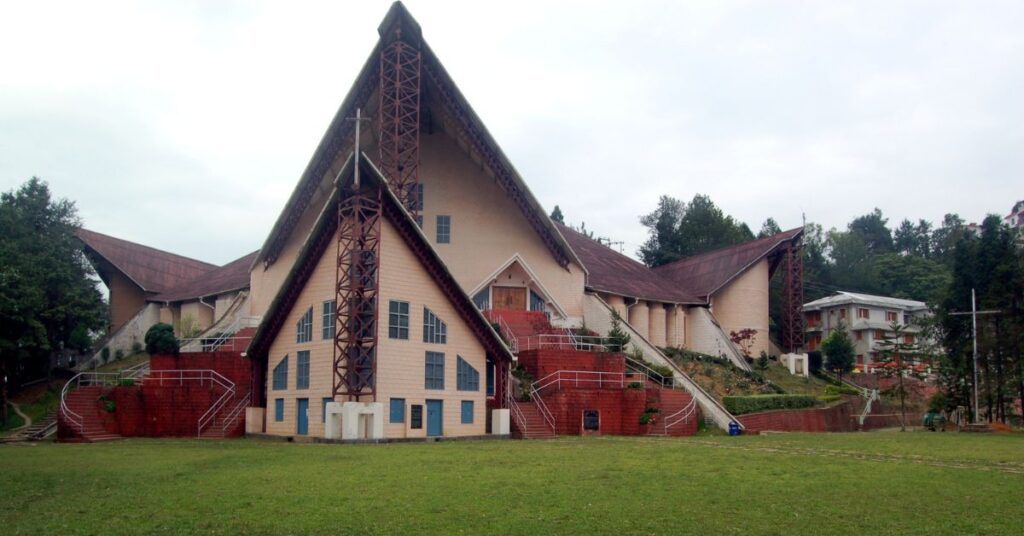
xmin=723 ymin=394 xmax=817 ymax=415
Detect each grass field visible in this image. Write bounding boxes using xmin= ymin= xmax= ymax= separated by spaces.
xmin=2 ymin=433 xmax=1022 ymax=534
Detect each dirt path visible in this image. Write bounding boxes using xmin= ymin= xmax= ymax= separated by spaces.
xmin=8 ymin=401 xmax=31 ymax=432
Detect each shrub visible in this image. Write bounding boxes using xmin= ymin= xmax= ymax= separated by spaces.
xmin=131 ymin=341 xmax=143 ymax=354
xmin=825 ymin=384 xmax=859 ymax=396
xmin=99 ymin=395 xmax=116 ymax=413
xmin=101 ymin=347 xmax=110 ymax=363
xmin=118 ymin=378 xmax=136 ymax=387
xmin=808 ymin=351 xmax=823 ymax=374
xmin=817 ymin=394 xmax=841 ymax=403
xmin=114 ymin=349 xmax=124 ymax=360
xmin=755 ymin=351 xmax=769 ymax=371
xmin=145 ymin=323 xmax=180 ymax=355
xmin=639 ymin=407 xmax=660 ymax=425
xmin=722 ymin=394 xmax=817 ymax=415
xmin=928 ymin=392 xmax=950 ymax=413
xmin=627 ymin=381 xmax=644 ymax=390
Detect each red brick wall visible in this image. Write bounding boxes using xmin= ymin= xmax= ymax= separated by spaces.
xmin=542 ymin=388 xmax=648 ymax=435
xmin=517 ymin=349 xmax=625 ymax=381
xmin=738 ymin=402 xmax=855 ymax=434
xmin=150 ymin=352 xmax=253 ymax=390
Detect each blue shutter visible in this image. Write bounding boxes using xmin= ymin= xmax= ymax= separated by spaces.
xmin=461 ymin=400 xmax=474 ymax=424
xmin=390 ymin=398 xmax=406 ymax=423
xmin=274 ymin=399 xmax=284 ymax=422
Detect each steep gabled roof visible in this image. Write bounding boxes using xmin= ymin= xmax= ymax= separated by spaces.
xmin=254 ymin=1 xmax=580 ymax=273
xmin=150 ymin=250 xmax=259 ymax=303
xmin=248 ymin=152 xmax=514 ymax=363
xmin=76 ymin=228 xmax=217 ymax=293
xmin=653 ymin=228 xmax=804 ymax=299
xmin=556 ymin=222 xmax=702 ymax=304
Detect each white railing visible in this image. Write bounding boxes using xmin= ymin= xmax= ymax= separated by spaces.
xmin=858 ymin=388 xmax=881 ymax=426
xmin=663 ymin=397 xmax=699 ymax=432
xmin=518 ymin=334 xmax=611 ymax=352
xmin=530 ymin=385 xmax=556 ymax=432
xmin=59 ymin=372 xmax=132 ymax=434
xmin=494 ymin=314 xmax=518 ymax=354
xmin=624 ymin=356 xmax=679 ymax=389
xmin=178 ymin=336 xmax=252 ymax=353
xmin=215 ymin=391 xmax=250 ymax=436
xmin=533 ymin=370 xmax=647 ymax=393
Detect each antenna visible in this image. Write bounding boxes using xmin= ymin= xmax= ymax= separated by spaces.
xmin=344 ymin=107 xmax=372 ymax=187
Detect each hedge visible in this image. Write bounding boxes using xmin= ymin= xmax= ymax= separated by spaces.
xmin=722 ymin=394 xmax=817 ymax=415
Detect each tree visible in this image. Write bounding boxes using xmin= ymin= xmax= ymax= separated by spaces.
xmin=550 ymin=205 xmax=564 ymax=224
xmin=606 ymin=311 xmax=631 ymax=352
xmin=874 ymin=322 xmax=921 ymax=431
xmin=144 ymin=323 xmax=179 ymax=356
xmin=758 ymin=218 xmax=782 ymax=239
xmin=848 ymin=208 xmax=894 ymax=255
xmin=0 ymin=178 xmax=106 ymax=425
xmin=639 ymin=194 xmax=753 ymax=267
xmin=728 ymin=328 xmax=757 ymax=361
xmin=821 ymin=322 xmax=855 ymax=382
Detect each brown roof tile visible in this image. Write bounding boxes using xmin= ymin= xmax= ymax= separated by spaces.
xmin=150 ymin=250 xmax=259 ymax=303
xmin=555 ymin=223 xmax=702 ymax=304
xmin=77 ymin=229 xmax=217 ymax=293
xmin=653 ymin=228 xmax=803 ymax=298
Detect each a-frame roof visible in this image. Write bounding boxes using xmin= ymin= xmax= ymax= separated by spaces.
xmin=653 ymin=227 xmax=804 ymax=299
xmin=254 ymin=2 xmax=581 ymax=274
xmin=556 ymin=222 xmax=702 ymax=304
xmin=150 ymin=250 xmax=259 ymax=303
xmin=247 ymin=152 xmax=514 ymax=364
xmin=77 ymin=228 xmax=217 ymax=294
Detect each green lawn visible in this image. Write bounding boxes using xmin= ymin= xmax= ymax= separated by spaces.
xmin=94 ymin=352 xmax=150 ymax=373
xmin=2 ymin=433 xmax=1022 ymax=534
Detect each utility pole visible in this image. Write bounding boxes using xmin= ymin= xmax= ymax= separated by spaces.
xmin=949 ymin=288 xmax=1001 ymax=423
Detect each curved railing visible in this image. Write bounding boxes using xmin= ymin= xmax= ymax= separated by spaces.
xmin=663 ymin=397 xmax=699 ymax=432
xmin=59 ymin=372 xmax=128 ymax=434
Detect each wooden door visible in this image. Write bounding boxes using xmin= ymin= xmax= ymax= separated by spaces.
xmin=492 ymin=286 xmax=527 ymax=310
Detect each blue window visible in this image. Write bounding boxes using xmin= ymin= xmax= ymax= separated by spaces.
xmin=457 ymin=356 xmax=480 ymax=391
xmin=272 ymin=356 xmax=288 ymax=390
xmin=486 ymin=359 xmax=495 ymax=396
xmin=296 ymin=307 xmax=313 ymax=343
xmin=530 ymin=289 xmax=545 ymax=312
xmin=423 ymin=307 xmax=448 ymax=344
xmin=296 ymin=351 xmax=310 ymax=390
xmin=390 ymin=398 xmax=406 ymax=423
xmin=274 ymin=399 xmax=284 ymax=422
xmin=472 ymin=289 xmax=489 ymax=310
xmin=425 ymin=351 xmax=445 ymax=390
xmin=436 ymin=215 xmax=451 ymax=243
xmin=322 ymin=301 xmax=335 ymax=340
xmin=389 ymin=300 xmax=410 ymax=339
xmin=322 ymin=397 xmax=333 ymax=423
xmin=461 ymin=400 xmax=474 ymax=424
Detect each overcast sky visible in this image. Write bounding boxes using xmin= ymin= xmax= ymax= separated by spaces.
xmin=2 ymin=1 xmax=1022 ymax=265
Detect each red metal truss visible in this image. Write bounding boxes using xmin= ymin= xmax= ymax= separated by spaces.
xmin=378 ymin=28 xmax=422 ymax=218
xmin=782 ymin=242 xmax=805 ymax=353
xmin=333 ymin=184 xmax=383 ymax=401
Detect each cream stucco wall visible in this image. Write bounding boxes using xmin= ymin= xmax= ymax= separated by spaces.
xmin=709 ymin=259 xmax=770 ymax=358
xmin=107 ymin=271 xmax=147 ymax=334
xmin=648 ymin=302 xmax=667 ymax=347
xmin=603 ymin=294 xmax=628 ymax=320
xmin=263 ymin=218 xmax=489 ymax=439
xmin=180 ymin=301 xmax=214 ymax=334
xmin=417 ymin=131 xmax=586 ymax=322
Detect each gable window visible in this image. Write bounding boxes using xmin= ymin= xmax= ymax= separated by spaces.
xmin=461 ymin=400 xmax=474 ymax=424
xmin=436 ymin=215 xmax=451 ymax=244
xmin=296 ymin=307 xmax=313 ymax=343
xmin=857 ymin=308 xmax=870 ymax=319
xmin=904 ymin=334 xmax=915 ymax=344
xmin=874 ymin=330 xmax=886 ymax=339
xmin=296 ymin=351 xmax=310 ymax=390
xmin=274 ymin=399 xmax=284 ymax=422
xmin=486 ymin=359 xmax=495 ymax=396
xmin=389 ymin=300 xmax=410 ymax=339
xmin=529 ymin=290 xmax=545 ymax=312
xmin=272 ymin=356 xmax=289 ymax=390
xmin=472 ymin=289 xmax=490 ymax=311
xmin=390 ymin=398 xmax=406 ymax=423
xmin=425 ymin=351 xmax=445 ymax=390
xmin=322 ymin=301 xmax=335 ymax=340
xmin=423 ymin=307 xmax=448 ymax=344
xmin=457 ymin=356 xmax=480 ymax=391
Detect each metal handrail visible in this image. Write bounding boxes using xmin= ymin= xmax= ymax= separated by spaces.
xmin=518 ymin=334 xmax=611 ymax=352
xmin=624 ymin=356 xmax=677 ymax=389
xmin=530 ymin=386 xmax=556 ymax=432
xmin=196 ymin=373 xmax=237 ymax=437
xmin=59 ymin=372 xmax=131 ymax=433
xmin=217 ymin=392 xmax=250 ymax=435
xmin=494 ymin=314 xmax=518 ymax=354
xmin=663 ymin=397 xmax=699 ymax=431
xmin=178 ymin=337 xmax=252 ymax=353
xmin=533 ymin=370 xmax=646 ymax=393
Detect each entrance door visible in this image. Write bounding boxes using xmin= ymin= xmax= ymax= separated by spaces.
xmin=492 ymin=286 xmax=527 ymax=310
xmin=426 ymin=399 xmax=443 ymax=437
xmin=296 ymin=398 xmax=309 ymax=435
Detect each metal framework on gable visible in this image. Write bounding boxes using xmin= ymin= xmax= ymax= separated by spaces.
xmin=782 ymin=242 xmax=805 ymax=353
xmin=379 ymin=25 xmax=422 ymax=219
xmin=332 ymin=181 xmax=382 ymax=401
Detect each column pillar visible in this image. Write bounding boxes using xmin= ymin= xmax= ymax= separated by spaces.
xmin=666 ymin=305 xmax=679 ymax=347
xmin=628 ymin=300 xmax=649 ymax=342
xmin=605 ymin=294 xmax=628 ymax=320
xmin=648 ymin=302 xmax=667 ymax=347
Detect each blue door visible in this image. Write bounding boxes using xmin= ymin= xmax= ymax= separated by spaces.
xmin=426 ymin=399 xmax=443 ymax=437
xmin=297 ymin=398 xmax=309 ymax=435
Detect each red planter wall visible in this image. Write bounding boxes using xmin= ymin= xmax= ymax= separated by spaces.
xmin=737 ymin=402 xmax=855 ymax=434
xmin=517 ymin=349 xmax=625 ymax=381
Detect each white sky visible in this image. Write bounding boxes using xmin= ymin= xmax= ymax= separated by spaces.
xmin=1 ymin=1 xmax=1022 ymax=264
